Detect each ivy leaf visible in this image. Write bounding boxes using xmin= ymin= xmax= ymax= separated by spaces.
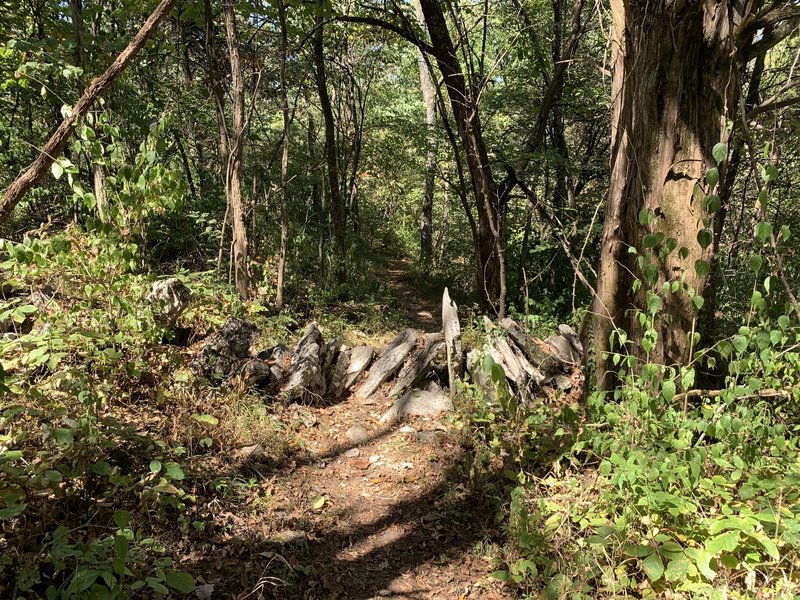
xmin=703 ymin=195 xmax=721 ymax=214
xmin=697 ymin=229 xmax=713 ymax=249
xmin=51 ymin=161 xmax=64 ymax=180
xmin=756 ymin=221 xmax=772 ymax=243
xmin=712 ymin=143 xmax=728 ymax=165
xmin=749 ymin=254 xmax=763 ymax=274
xmin=706 ymin=167 xmax=720 ymax=188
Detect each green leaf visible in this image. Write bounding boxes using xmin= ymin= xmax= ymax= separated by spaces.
xmin=165 ymin=570 xmax=196 ymax=593
xmin=647 ymin=292 xmax=663 ymax=315
xmin=113 ymin=510 xmax=131 ymax=529
xmin=191 ymin=414 xmax=218 ymax=426
xmin=692 ymin=295 xmax=705 ymax=311
xmin=642 ymin=553 xmax=664 ymax=581
xmin=697 ymin=229 xmax=713 ymax=249
xmin=643 ymin=233 xmax=663 ymax=248
xmin=695 ymin=260 xmax=710 ymax=278
xmin=662 ymin=380 xmax=676 ymax=402
xmin=732 ymin=335 xmax=748 ymax=354
xmin=706 ymin=531 xmax=739 ymax=556
xmin=756 ymin=221 xmax=772 ymax=243
xmin=712 ymin=143 xmax=728 ymax=165
xmin=749 ymin=254 xmax=763 ymax=274
xmin=149 ymin=460 xmax=162 ymax=474
xmin=703 ymin=195 xmax=721 ymax=214
xmin=164 ymin=462 xmax=185 ymax=481
xmin=51 ymin=161 xmax=64 ymax=180
xmin=685 ymin=547 xmax=716 ymax=581
xmin=664 ymin=557 xmax=693 ymax=582
xmin=706 ymin=167 xmax=720 ymax=188
xmin=755 ymin=535 xmax=779 ymax=560
xmin=623 ymin=544 xmax=654 ymax=558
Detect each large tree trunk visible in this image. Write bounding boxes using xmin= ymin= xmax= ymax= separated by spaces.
xmin=223 ymin=1 xmax=250 ymax=299
xmin=590 ymin=0 xmax=739 ymax=390
xmin=275 ymin=0 xmax=290 ymax=308
xmin=0 ymin=0 xmax=178 ymax=222
xmin=313 ymin=2 xmax=346 ymax=283
xmin=419 ymin=0 xmax=505 ymax=316
xmin=413 ymin=0 xmax=437 ymax=265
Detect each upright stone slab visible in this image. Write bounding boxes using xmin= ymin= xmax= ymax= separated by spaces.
xmin=282 ymin=322 xmax=326 ymax=403
xmin=388 ymin=332 xmax=445 ymax=398
xmin=442 ymin=288 xmax=462 ymax=388
xmin=337 ymin=345 xmax=375 ymax=393
xmin=356 ymin=329 xmax=418 ymax=400
xmin=146 ymin=278 xmax=192 ymax=330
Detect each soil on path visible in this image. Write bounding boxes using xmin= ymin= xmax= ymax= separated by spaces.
xmin=213 ymin=399 xmax=513 ymax=599
xmin=384 ymin=259 xmax=441 ymax=330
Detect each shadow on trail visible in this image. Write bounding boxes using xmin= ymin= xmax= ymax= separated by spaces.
xmin=190 ymin=455 xmax=508 ymax=600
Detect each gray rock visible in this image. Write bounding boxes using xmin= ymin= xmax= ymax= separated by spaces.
xmin=282 ymin=322 xmax=326 ymax=403
xmin=239 ymin=359 xmax=278 ymax=389
xmin=554 ymin=374 xmax=573 ymax=391
xmin=342 ymin=345 xmax=374 ymax=390
xmin=545 ymin=334 xmax=581 ymax=365
xmin=146 ymin=278 xmax=192 ymax=329
xmin=380 ymin=389 xmax=455 ymax=423
xmin=192 ymin=317 xmax=259 ymax=379
xmin=357 ymin=329 xmax=418 ymax=400
xmin=346 ymin=425 xmax=369 ymax=444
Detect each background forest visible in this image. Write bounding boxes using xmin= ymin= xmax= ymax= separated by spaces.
xmin=2 ymin=0 xmax=800 ymax=598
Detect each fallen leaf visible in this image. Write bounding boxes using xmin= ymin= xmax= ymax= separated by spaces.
xmin=312 ymin=496 xmax=327 ymax=510
xmin=349 ymin=457 xmax=370 ymax=470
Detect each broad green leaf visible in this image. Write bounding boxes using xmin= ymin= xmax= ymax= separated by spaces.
xmin=697 ymin=229 xmax=713 ymax=249
xmin=164 ymin=462 xmax=185 ymax=480
xmin=685 ymin=547 xmax=716 ymax=581
xmin=756 ymin=221 xmax=772 ymax=243
xmin=706 ymin=531 xmax=739 ymax=556
xmin=749 ymin=254 xmax=763 ymax=273
xmin=662 ymin=380 xmax=676 ymax=402
xmin=165 ymin=570 xmax=196 ymax=593
xmin=695 ymin=260 xmax=710 ymax=277
xmin=191 ymin=414 xmax=218 ymax=426
xmin=642 ymin=553 xmax=664 ymax=581
xmin=706 ymin=167 xmax=720 ymax=188
xmin=712 ymin=143 xmax=728 ymax=165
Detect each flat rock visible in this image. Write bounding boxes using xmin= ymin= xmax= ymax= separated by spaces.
xmin=346 ymin=425 xmax=369 ymax=445
xmin=358 ymin=330 xmax=418 ymax=399
xmin=342 ymin=345 xmax=375 ymax=391
xmin=380 ymin=389 xmax=454 ymax=423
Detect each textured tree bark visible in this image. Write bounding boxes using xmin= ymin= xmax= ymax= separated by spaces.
xmin=413 ymin=0 xmax=437 ymax=265
xmin=313 ymin=2 xmax=346 ymax=283
xmin=0 ymin=0 xmax=178 ymax=223
xmin=275 ymin=0 xmax=290 ymax=308
xmin=419 ymin=0 xmax=505 ymax=316
xmin=591 ymin=0 xmax=740 ymax=390
xmin=223 ymin=1 xmax=250 ymax=299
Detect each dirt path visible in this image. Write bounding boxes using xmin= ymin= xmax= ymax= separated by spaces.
xmin=224 ymin=400 xmax=513 ymax=599
xmin=384 ymin=259 xmax=441 ymax=330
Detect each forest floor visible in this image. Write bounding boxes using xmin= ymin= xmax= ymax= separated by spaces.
xmin=194 ymin=260 xmax=514 ymax=599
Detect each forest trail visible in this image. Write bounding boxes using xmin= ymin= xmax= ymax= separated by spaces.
xmin=212 ymin=261 xmax=511 ymax=598
xmin=235 ymin=397 xmax=512 ymax=599
xmin=383 ymin=259 xmax=441 ymax=330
